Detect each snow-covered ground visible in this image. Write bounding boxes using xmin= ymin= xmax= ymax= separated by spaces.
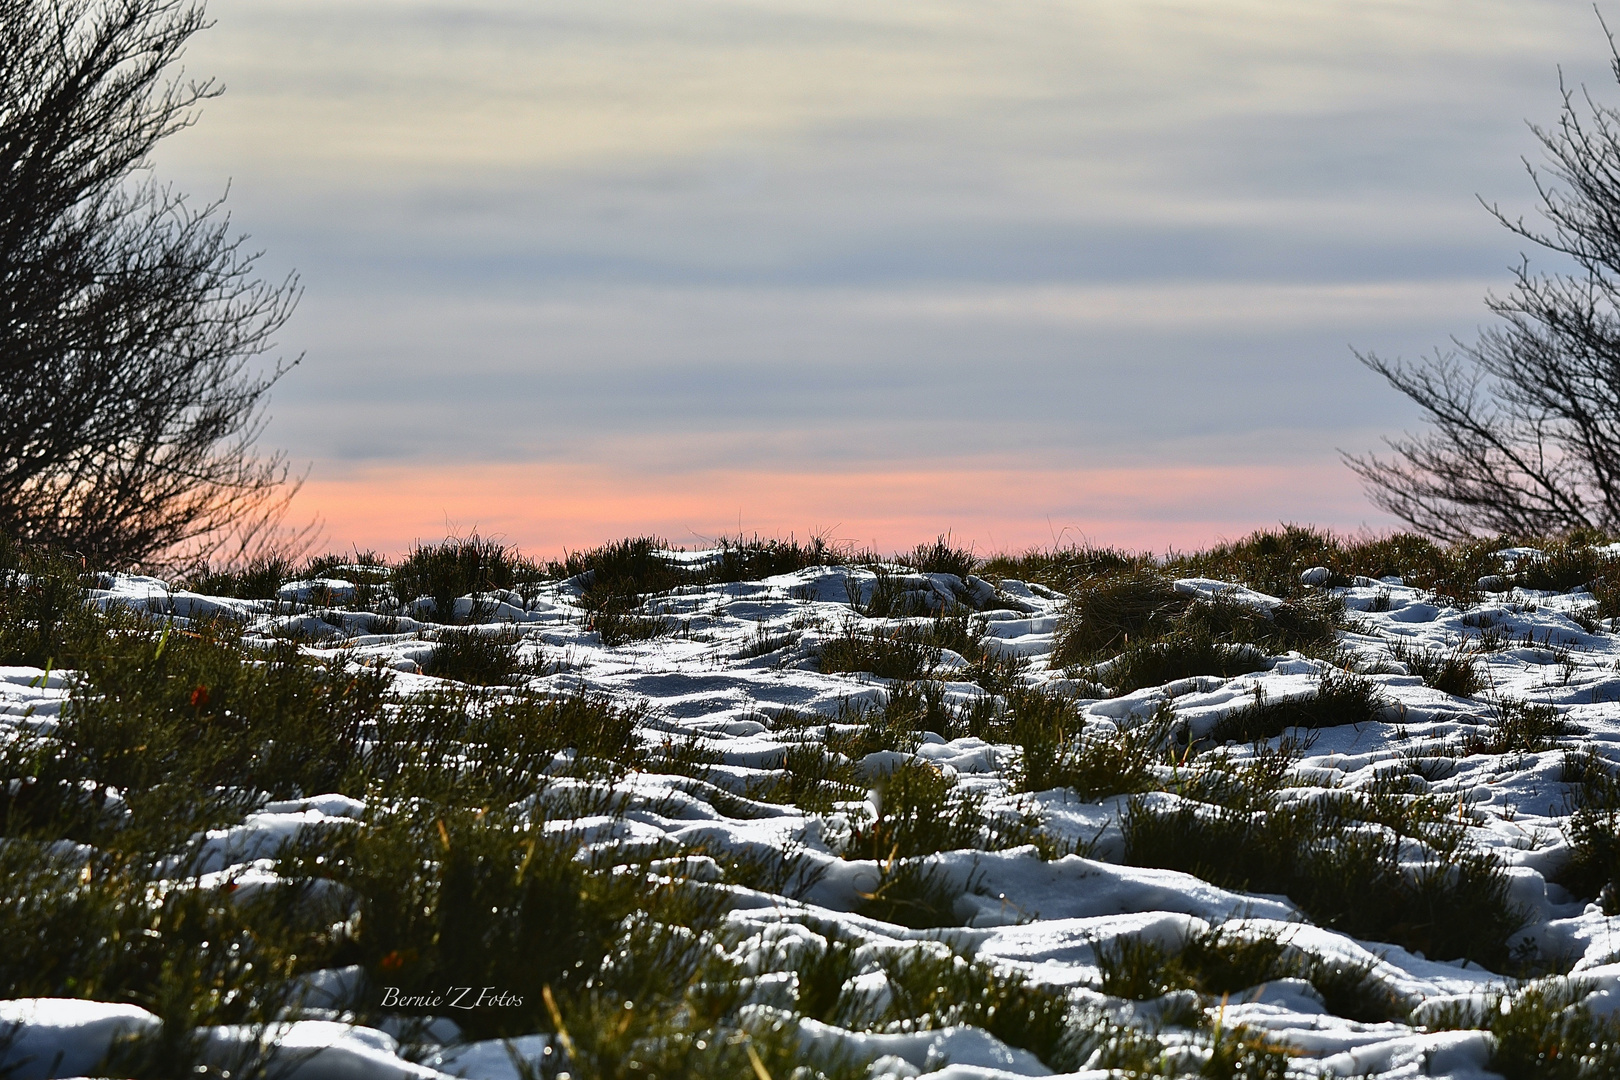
xmin=5 ymin=549 xmax=1620 ymax=1078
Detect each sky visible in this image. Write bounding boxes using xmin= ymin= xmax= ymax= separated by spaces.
xmin=155 ymin=0 xmax=1616 ymax=559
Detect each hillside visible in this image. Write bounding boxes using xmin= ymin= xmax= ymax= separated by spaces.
xmin=4 ymin=530 xmax=1620 ymax=1079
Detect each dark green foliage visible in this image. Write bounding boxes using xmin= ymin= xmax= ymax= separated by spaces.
xmin=1464 ymin=697 xmax=1571 ymax=755
xmin=1001 ymin=682 xmax=1082 ymax=768
xmin=2 ymin=621 xmax=390 ymax=852
xmin=913 ymin=609 xmax=985 ymax=659
xmin=1306 ymin=956 xmax=1414 ymax=1024
xmin=1093 ymin=932 xmax=1180 ymax=1000
xmin=792 ymin=933 xmax=862 ymax=1023
xmin=1167 ymin=526 xmax=1500 ymax=607
xmin=878 ymin=680 xmax=958 ymax=738
xmin=1122 ymin=791 xmax=1526 ymax=968
xmin=1489 ymin=986 xmax=1620 ymax=1080
xmin=589 ymin=605 xmax=674 ymax=646
xmin=1176 ymin=929 xmax=1296 ymax=998
xmin=302 ymin=550 xmax=388 ymax=580
xmin=1513 ymin=538 xmax=1620 ymax=593
xmin=854 ymin=567 xmax=938 ymax=618
xmin=281 ymin=805 xmax=652 ymax=1040
xmin=644 ymin=734 xmax=724 ymax=784
xmin=978 ymin=545 xmax=1149 ymax=594
xmin=0 ymin=842 xmax=336 ymax=1028
xmin=1554 ymin=755 xmax=1620 ymax=913
xmin=423 ymin=625 xmax=532 ymax=685
xmin=187 ymin=550 xmax=389 ymax=605
xmin=842 ymin=757 xmax=1030 ymax=867
xmin=1205 ymin=673 xmax=1385 ymax=745
xmin=1175 ymin=524 xmax=1345 ymax=599
xmin=550 ymin=536 xmax=688 ymax=646
xmin=1389 ymin=640 xmax=1485 ymax=697
xmin=1345 ymin=534 xmax=1499 ymax=605
xmin=280 ymin=800 xmax=843 ymax=1061
xmin=1166 ymin=743 xmax=1299 ymax=815
xmin=962 ymin=650 xmax=1031 ymax=696
xmin=1097 ymin=927 xmax=1293 ymax=1000
xmin=824 ymin=698 xmax=924 ymax=759
xmin=393 ymin=533 xmax=536 ymax=623
xmin=555 ymin=543 xmax=676 ymax=642
xmin=1186 ymin=593 xmax=1343 ymax=656
xmin=708 ymin=839 xmax=828 ymax=898
xmin=1561 ymin=745 xmax=1616 ymax=789
xmin=1578 ymin=576 xmax=1620 ymax=631
xmin=0 ymin=537 xmax=104 ymax=667
xmin=1198 ymin=1024 xmax=1294 ymax=1080
xmin=533 ymin=1003 xmax=855 ymax=1080
xmin=1055 ymin=562 xmax=1342 ymax=680
xmin=1058 ymin=1012 xmax=1174 ymax=1074
xmin=1316 ymin=785 xmax=1469 ymax=853
xmin=559 ymin=535 xmax=685 ymax=608
xmin=703 ymin=533 xmax=840 ymax=582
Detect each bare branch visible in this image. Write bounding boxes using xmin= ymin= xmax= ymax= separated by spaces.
xmin=1350 ymin=16 xmax=1620 ymax=540
xmin=0 ymin=0 xmax=301 ymax=568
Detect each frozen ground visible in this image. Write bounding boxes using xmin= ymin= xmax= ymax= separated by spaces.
xmin=5 ymin=547 xmax=1620 ymax=1078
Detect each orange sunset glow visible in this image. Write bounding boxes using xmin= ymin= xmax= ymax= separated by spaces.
xmin=293 ymin=460 xmax=1387 ymax=560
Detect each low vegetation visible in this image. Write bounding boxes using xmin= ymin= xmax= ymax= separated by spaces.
xmin=1121 ymin=782 xmax=1525 ymax=969
xmin=1096 ymin=925 xmax=1412 ymax=1024
xmin=1205 ymin=673 xmax=1386 ymax=744
xmin=4 ymin=525 xmax=1619 ymax=1077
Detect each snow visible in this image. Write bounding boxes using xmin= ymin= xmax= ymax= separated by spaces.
xmin=8 ymin=548 xmax=1620 ymax=1077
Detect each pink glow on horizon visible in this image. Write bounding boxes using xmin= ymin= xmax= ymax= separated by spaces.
xmin=287 ymin=460 xmax=1395 ymax=560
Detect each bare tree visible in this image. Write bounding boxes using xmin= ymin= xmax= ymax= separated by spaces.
xmin=0 ymin=0 xmax=304 ymax=568
xmin=1346 ymin=24 xmax=1620 ymax=541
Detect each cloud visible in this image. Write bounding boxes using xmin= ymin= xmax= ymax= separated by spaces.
xmin=154 ymin=0 xmax=1611 ymax=548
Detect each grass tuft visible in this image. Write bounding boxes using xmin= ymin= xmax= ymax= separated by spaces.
xmin=1104 ymin=633 xmax=1271 ymax=695
xmin=1462 ymin=697 xmax=1571 ymax=756
xmin=393 ymin=533 xmax=537 ymax=623
xmin=894 ymin=534 xmax=978 ymax=579
xmin=817 ymin=620 xmax=942 ymax=680
xmin=422 ymin=625 xmax=534 ymax=685
xmin=1389 ymin=640 xmax=1486 ymax=697
xmin=1052 ymin=571 xmax=1187 ymax=667
xmin=1014 ymin=695 xmax=1173 ymax=800
xmin=874 ymin=945 xmax=1079 ymax=1069
xmin=1206 ymin=673 xmax=1385 ymax=745
xmin=0 ymin=542 xmax=104 ymax=669
xmin=843 ymin=759 xmax=990 ymax=861
xmin=1096 ymin=925 xmax=1411 ymax=1023
xmin=1427 ymin=982 xmax=1620 ymax=1080
xmin=853 ymin=860 xmax=964 ymax=929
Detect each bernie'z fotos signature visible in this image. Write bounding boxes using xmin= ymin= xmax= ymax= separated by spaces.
xmin=379 ymin=986 xmax=524 ymax=1010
